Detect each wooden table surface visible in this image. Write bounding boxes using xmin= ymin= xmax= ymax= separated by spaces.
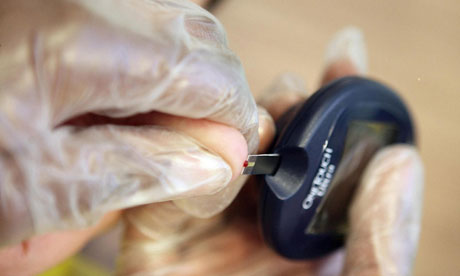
xmin=214 ymin=1 xmax=460 ymax=275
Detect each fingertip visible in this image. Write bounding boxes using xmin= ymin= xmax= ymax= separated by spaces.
xmin=325 ymin=26 xmax=367 ymax=75
xmin=144 ymin=112 xmax=248 ymax=181
xmin=321 ymin=26 xmax=367 ymax=86
xmin=218 ymin=125 xmax=249 ymax=181
xmin=186 ymin=118 xmax=249 ymax=182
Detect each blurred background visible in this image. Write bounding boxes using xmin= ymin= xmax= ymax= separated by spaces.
xmin=213 ymin=0 xmax=460 ymax=275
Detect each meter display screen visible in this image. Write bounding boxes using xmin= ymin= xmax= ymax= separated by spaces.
xmin=306 ymin=120 xmax=398 ymax=234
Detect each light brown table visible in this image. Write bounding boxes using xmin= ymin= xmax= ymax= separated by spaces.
xmin=215 ymin=1 xmax=460 ymax=274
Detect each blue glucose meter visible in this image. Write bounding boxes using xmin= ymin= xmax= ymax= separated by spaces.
xmin=242 ymin=76 xmax=415 ymax=259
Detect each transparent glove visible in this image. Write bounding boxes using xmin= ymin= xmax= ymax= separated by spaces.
xmin=117 ymin=27 xmax=424 ymax=276
xmin=0 ymin=0 xmax=258 ymax=246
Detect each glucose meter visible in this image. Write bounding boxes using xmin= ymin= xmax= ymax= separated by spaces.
xmin=242 ymin=76 xmax=415 ymax=259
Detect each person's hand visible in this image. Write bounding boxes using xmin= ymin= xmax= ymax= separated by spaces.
xmin=0 ymin=0 xmax=259 ymax=274
xmin=117 ymin=27 xmax=424 ymax=275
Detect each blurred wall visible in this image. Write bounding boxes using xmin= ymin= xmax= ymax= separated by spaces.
xmin=215 ymin=1 xmax=460 ymax=275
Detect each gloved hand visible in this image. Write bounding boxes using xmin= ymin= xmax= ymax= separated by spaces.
xmin=117 ymin=27 xmax=424 ymax=276
xmin=0 ymin=0 xmax=258 ymax=248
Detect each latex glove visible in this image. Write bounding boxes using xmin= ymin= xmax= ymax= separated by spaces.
xmin=117 ymin=27 xmax=424 ymax=276
xmin=0 ymin=0 xmax=258 ymax=246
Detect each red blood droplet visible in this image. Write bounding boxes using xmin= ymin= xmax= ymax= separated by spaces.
xmin=243 ymin=160 xmax=249 ymax=167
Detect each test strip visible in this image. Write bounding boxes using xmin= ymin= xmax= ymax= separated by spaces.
xmin=242 ymin=154 xmax=281 ymax=175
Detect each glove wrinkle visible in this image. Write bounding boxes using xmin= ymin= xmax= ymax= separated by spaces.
xmin=0 ymin=0 xmax=258 ymax=246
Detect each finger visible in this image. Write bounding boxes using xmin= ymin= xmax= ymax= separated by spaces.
xmin=183 ymin=106 xmax=275 ymax=222
xmin=93 ymin=111 xmax=249 ymax=181
xmin=61 ymin=121 xmax=241 ymax=220
xmin=0 ymin=116 xmax=248 ymax=245
xmin=1 ymin=0 xmax=258 ymax=152
xmin=342 ymin=145 xmax=424 ymax=276
xmin=1 ymin=0 xmax=255 ymax=244
xmin=67 ymin=111 xmax=251 ymax=219
xmin=172 ymin=107 xmax=275 ymax=218
xmin=0 ymin=211 xmax=120 ymax=276
xmin=321 ymin=26 xmax=367 ymax=86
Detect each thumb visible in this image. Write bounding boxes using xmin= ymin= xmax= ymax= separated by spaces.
xmin=342 ymin=145 xmax=424 ymax=276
